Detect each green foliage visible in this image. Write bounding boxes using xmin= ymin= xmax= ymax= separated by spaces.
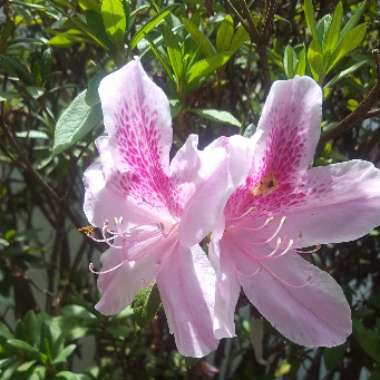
xmin=53 ymin=90 xmax=102 ymax=155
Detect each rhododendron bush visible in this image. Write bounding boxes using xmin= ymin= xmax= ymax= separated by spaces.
xmin=1 ymin=1 xmax=380 ymax=379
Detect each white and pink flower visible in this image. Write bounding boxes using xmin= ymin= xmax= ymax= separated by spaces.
xmin=211 ymin=76 xmax=380 ymax=347
xmin=83 ymin=59 xmax=250 ymax=357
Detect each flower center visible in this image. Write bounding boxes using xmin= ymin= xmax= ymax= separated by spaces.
xmin=251 ymin=174 xmax=278 ymax=196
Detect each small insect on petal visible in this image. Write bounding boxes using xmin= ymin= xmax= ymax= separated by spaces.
xmin=78 ymin=225 xmax=96 ymax=236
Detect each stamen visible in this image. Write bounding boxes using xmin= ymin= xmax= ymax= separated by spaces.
xmin=276 ymin=239 xmax=294 ymax=257
xmin=229 ymin=206 xmax=256 ymax=222
xmin=265 ymin=237 xmax=282 ymax=257
xmin=89 ymin=261 xmax=126 ymax=275
xmin=235 ymin=264 xmax=262 ymax=279
xmin=232 ymin=216 xmax=274 ymax=232
xmin=249 ymin=216 xmax=286 ymax=245
xmin=296 ymin=244 xmax=321 ymax=254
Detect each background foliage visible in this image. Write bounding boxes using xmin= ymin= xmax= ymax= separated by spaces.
xmin=0 ymin=0 xmax=380 ymax=379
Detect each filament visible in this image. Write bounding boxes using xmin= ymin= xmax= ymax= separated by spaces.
xmin=248 ymin=216 xmax=286 ymax=245
xmin=296 ymin=244 xmax=321 ymax=254
xmin=232 ymin=216 xmax=274 ymax=232
xmin=229 ymin=206 xmax=255 ymax=222
xmin=89 ymin=261 xmax=126 ymax=275
xmin=235 ymin=264 xmax=262 ymax=279
xmin=263 ymin=263 xmax=312 ymax=288
xmin=265 ymin=237 xmax=282 ymax=257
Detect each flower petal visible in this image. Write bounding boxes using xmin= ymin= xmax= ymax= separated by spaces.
xmin=95 ymin=247 xmax=158 ymax=315
xmin=179 ymin=135 xmax=253 ymax=248
xmin=209 ymin=234 xmax=240 ymax=339
xmin=239 ymin=253 xmax=351 ymax=347
xmin=98 ymin=59 xmax=180 ymax=215
xmin=157 ymin=244 xmax=218 ymax=357
xmin=83 ymin=161 xmax=169 ymax=227
xmin=281 ymin=160 xmax=380 ymax=247
xmin=253 ymin=76 xmax=322 ymax=176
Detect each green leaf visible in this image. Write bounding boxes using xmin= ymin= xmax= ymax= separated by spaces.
xmin=15 ymin=311 xmax=41 ymax=345
xmin=340 ymin=1 xmax=366 ymax=40
xmin=53 ymin=344 xmax=76 ymax=364
xmin=324 ymin=59 xmax=368 ymax=88
xmin=181 ymin=17 xmax=215 ymax=57
xmin=85 ymin=10 xmax=113 ymax=50
xmin=6 ymin=339 xmax=41 ymax=357
xmin=48 ymin=29 xmax=87 ymax=47
xmin=0 ymin=55 xmax=33 ymax=85
xmin=85 ymin=73 xmax=103 ymax=106
xmin=328 ymin=23 xmax=367 ymax=72
xmin=307 ymin=39 xmax=324 ymax=82
xmin=216 ymin=15 xmax=234 ymax=52
xmin=283 ymin=45 xmax=298 ymax=78
xmin=53 ymin=90 xmax=103 ymax=154
xmin=55 ymin=371 xmax=82 ymax=380
xmin=101 ymin=0 xmax=127 ymax=49
xmin=296 ymin=45 xmax=306 ymax=75
xmin=230 ymin=25 xmax=249 ymax=52
xmin=133 ymin=284 xmax=161 ymax=327
xmin=304 ymin=0 xmax=320 ymax=49
xmin=353 ymin=319 xmax=380 ymax=363
xmin=29 ymin=366 xmax=46 ymax=380
xmin=187 ymin=52 xmax=232 ymax=86
xmin=323 ymin=344 xmax=346 ymax=370
xmin=0 ymin=322 xmax=12 ymax=339
xmin=130 ymin=7 xmax=173 ymax=49
xmin=324 ymin=2 xmax=343 ymax=53
xmin=163 ymin=27 xmax=183 ymax=87
xmin=317 ymin=14 xmax=332 ymax=48
xmin=53 ymin=305 xmax=96 ymax=340
xmin=191 ymin=109 xmax=241 ymax=128
xmin=148 ymin=41 xmax=175 ymax=82
xmin=17 ymin=360 xmax=37 ymax=372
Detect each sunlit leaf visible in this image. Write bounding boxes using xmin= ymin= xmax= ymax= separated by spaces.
xmin=53 ymin=90 xmax=102 ymax=154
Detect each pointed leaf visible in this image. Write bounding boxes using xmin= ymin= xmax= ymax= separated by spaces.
xmin=53 ymin=90 xmax=103 ymax=155
xmin=191 ymin=108 xmax=241 ymax=127
xmin=187 ymin=52 xmax=232 ymax=85
xmin=101 ymin=0 xmax=127 ymax=49
xmin=181 ymin=17 xmax=215 ymax=57
xmin=132 ymin=283 xmax=161 ymax=327
xmin=304 ymin=0 xmax=321 ymax=49
xmin=328 ymin=23 xmax=367 ymax=72
xmin=216 ymin=15 xmax=234 ymax=52
xmin=324 ymin=2 xmax=343 ymax=53
xmin=130 ymin=7 xmax=173 ymax=49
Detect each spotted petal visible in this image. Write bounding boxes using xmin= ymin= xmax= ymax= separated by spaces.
xmin=253 ymin=76 xmax=322 ymax=177
xmin=98 ymin=59 xmax=180 ymax=215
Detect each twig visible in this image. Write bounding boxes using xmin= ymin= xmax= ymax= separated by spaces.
xmin=226 ymin=0 xmax=275 ymax=93
xmin=319 ymin=50 xmax=380 ymax=146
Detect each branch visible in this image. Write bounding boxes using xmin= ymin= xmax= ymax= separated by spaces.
xmin=226 ymin=0 xmax=275 ymax=93
xmin=319 ymin=50 xmax=380 ymax=146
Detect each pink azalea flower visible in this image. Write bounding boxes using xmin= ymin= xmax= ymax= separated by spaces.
xmin=211 ymin=76 xmax=380 ymax=347
xmin=83 ymin=59 xmax=251 ymax=357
